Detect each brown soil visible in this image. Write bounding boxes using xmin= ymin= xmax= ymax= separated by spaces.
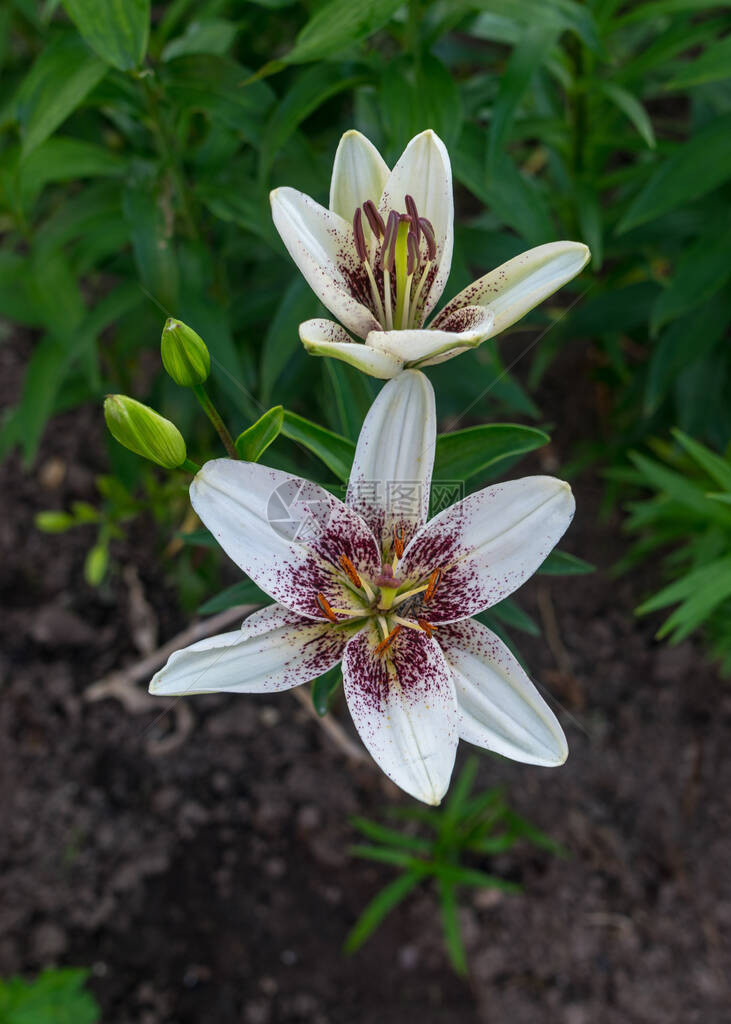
xmin=1 ymin=332 xmax=729 ymax=1024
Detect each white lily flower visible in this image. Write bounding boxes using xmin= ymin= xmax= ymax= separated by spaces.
xmin=151 ymin=371 xmax=574 ymax=804
xmin=270 ymin=129 xmax=590 ymax=378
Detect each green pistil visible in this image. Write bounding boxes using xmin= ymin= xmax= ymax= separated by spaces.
xmin=393 ymin=220 xmax=411 ymax=329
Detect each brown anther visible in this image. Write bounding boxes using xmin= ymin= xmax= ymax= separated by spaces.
xmin=352 ymin=207 xmax=367 ymax=262
xmin=380 ymin=210 xmax=399 ymax=272
xmin=406 ymin=231 xmax=419 ymax=276
xmin=363 ymin=200 xmax=385 ymax=239
xmin=376 ymin=624 xmax=402 ymax=656
xmin=393 ymin=525 xmax=405 ymax=559
xmin=417 ymin=618 xmax=436 ymax=637
xmin=405 ymin=195 xmax=420 ymax=242
xmin=338 ymin=553 xmax=362 ymax=589
xmin=315 ymin=592 xmax=338 ymax=623
xmin=424 ymin=568 xmax=442 ymax=603
xmin=419 ymin=217 xmax=436 ymax=260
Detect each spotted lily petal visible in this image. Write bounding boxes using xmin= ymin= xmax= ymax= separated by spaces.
xmin=149 ymin=604 xmax=348 ymax=696
xmin=270 ymin=187 xmax=381 ymax=339
xmin=190 ymin=459 xmax=381 ymax=620
xmin=346 ymin=370 xmax=435 ymax=558
xmin=432 ymin=241 xmax=590 ymax=338
xmin=367 ymin=306 xmax=495 ymax=365
xmin=400 ymin=477 xmax=575 ymax=622
xmin=378 ymin=130 xmax=454 ymax=323
xmin=299 ymin=318 xmax=403 ymax=379
xmin=329 ymin=129 xmax=390 ymax=226
xmin=438 ymin=619 xmax=567 ymax=766
xmin=343 ymin=624 xmax=458 ymax=805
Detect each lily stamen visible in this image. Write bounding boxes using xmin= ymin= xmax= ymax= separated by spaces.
xmin=375 ymin=624 xmax=402 ymax=655
xmin=417 ymin=618 xmax=437 ymax=637
xmin=393 ymin=525 xmax=405 ymax=558
xmin=425 ymin=568 xmax=442 ymax=603
xmin=316 ymin=592 xmax=339 ymax=622
xmin=339 ymin=553 xmax=363 ymax=588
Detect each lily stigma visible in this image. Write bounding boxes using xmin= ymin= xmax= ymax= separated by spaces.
xmin=270 ymin=129 xmax=590 ymax=378
xmin=151 ymin=372 xmax=575 ymax=805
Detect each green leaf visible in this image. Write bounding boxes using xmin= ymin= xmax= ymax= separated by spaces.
xmin=344 ymin=870 xmax=424 ymax=953
xmin=163 ymin=55 xmax=274 ymax=139
xmin=438 ymin=881 xmax=468 ymax=975
xmin=470 ymin=0 xmax=601 ymax=52
xmin=664 ymin=35 xmax=731 ymax=89
xmin=35 ymin=510 xmax=76 ymax=532
xmin=311 ymin=664 xmax=342 ymax=716
xmin=638 ymin=557 xmax=731 ymax=642
xmin=434 ymin=423 xmax=549 ymax=482
xmin=650 ymin=224 xmax=731 ymax=333
xmin=671 ymin=430 xmax=731 ymax=492
xmin=62 ymin=0 xmax=150 ymax=70
xmin=351 ymin=817 xmax=431 ymax=852
xmin=260 ymin=63 xmax=367 ymax=177
xmin=84 ymin=541 xmax=109 ymax=585
xmin=20 ymin=137 xmax=125 ymax=207
xmin=162 ymin=17 xmax=238 ymax=61
xmin=485 ymin=597 xmax=540 ymax=636
xmin=13 ymin=33 xmax=107 ymax=156
xmin=235 ymin=406 xmax=284 ymax=462
xmin=538 ymin=550 xmax=594 ymax=575
xmin=487 ymin=25 xmax=559 ymax=165
xmin=280 ymin=411 xmax=355 ymax=482
xmin=598 ymin=81 xmax=655 ymax=149
xmin=260 ymin=276 xmax=318 ymax=403
xmin=617 ymin=114 xmax=731 ymax=232
xmin=0 ymin=967 xmax=100 ymax=1024
xmin=197 ymin=578 xmax=271 ymax=614
xmin=323 ymin=361 xmax=376 ymax=441
xmin=380 ymin=53 xmax=464 ymax=152
xmin=122 ymin=180 xmax=179 ymax=313
xmin=258 ymin=0 xmax=403 ymax=76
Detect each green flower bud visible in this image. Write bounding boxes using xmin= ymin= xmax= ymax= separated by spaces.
xmin=161 ymin=317 xmax=210 ymax=387
xmin=104 ymin=395 xmax=187 ymax=469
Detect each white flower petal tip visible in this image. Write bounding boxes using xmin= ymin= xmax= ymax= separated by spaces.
xmin=298 ymin=319 xmax=404 ymax=379
xmin=347 ymin=369 xmax=436 ymax=555
xmin=433 ymin=241 xmax=591 ymax=340
xmin=439 ymin=620 xmax=568 ymax=767
xmin=343 ymin=627 xmax=458 ymax=806
xmin=329 ymin=130 xmax=390 ymax=223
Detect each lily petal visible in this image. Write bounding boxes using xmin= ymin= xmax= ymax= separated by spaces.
xmin=299 ymin=318 xmax=403 ymax=379
xmin=400 ymin=477 xmax=575 ymax=622
xmin=329 ymin=129 xmax=390 ymax=226
xmin=432 ymin=241 xmax=590 ymax=338
xmin=149 ymin=604 xmax=347 ymax=696
xmin=366 ymin=306 xmax=495 ymax=365
xmin=270 ymin=187 xmax=381 ymax=339
xmin=343 ymin=624 xmax=458 ymax=805
xmin=190 ymin=459 xmax=381 ymax=620
xmin=346 ymin=370 xmax=435 ymax=558
xmin=378 ymin=130 xmax=454 ymax=323
xmin=438 ymin=619 xmax=567 ymax=766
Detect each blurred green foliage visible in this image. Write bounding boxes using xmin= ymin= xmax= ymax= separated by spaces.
xmin=346 ymin=756 xmax=564 ymax=973
xmin=2 ymin=0 xmax=729 ymax=658
xmin=614 ymin=430 xmax=731 ymax=674
xmin=0 ymin=967 xmax=100 ymax=1024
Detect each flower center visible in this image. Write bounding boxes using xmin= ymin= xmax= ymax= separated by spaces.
xmin=318 ymin=537 xmax=444 ymax=658
xmin=351 ymin=195 xmax=436 ymax=331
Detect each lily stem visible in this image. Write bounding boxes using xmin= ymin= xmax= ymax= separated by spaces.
xmin=181 ymin=457 xmax=201 ymax=474
xmin=192 ymin=384 xmax=238 ymax=459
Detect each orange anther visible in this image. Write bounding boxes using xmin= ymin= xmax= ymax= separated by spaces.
xmin=424 ymin=568 xmax=442 ymax=603
xmin=393 ymin=525 xmax=405 ymax=558
xmin=375 ymin=624 xmax=402 ymax=656
xmin=338 ymin=553 xmax=362 ymax=589
xmin=316 ymin=592 xmax=338 ymax=623
xmin=417 ymin=618 xmax=436 ymax=637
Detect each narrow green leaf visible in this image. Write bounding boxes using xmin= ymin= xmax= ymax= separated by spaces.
xmin=162 ymin=17 xmax=238 ymax=61
xmin=13 ymin=34 xmax=106 ymax=156
xmin=434 ymin=423 xmax=549 ymax=483
xmin=62 ymin=0 xmax=150 ymax=70
xmin=438 ymin=881 xmax=468 ymax=975
xmin=486 ymin=598 xmax=540 ymax=636
xmin=650 ymin=224 xmax=731 ymax=333
xmin=617 ymin=114 xmax=731 ymax=232
xmin=671 ymin=430 xmax=731 ymax=492
xmin=351 ymin=817 xmax=431 ymax=853
xmin=344 ymin=871 xmax=423 ymax=953
xmin=665 ymin=36 xmax=731 ymax=89
xmin=260 ymin=277 xmax=318 ymax=403
xmin=197 ymin=579 xmax=271 ymax=614
xmin=235 ymin=406 xmax=284 ymax=462
xmin=280 ymin=410 xmax=355 ymax=482
xmin=598 ymin=81 xmax=655 ymax=149
xmin=538 ymin=550 xmax=594 ymax=575
xmin=311 ymin=664 xmax=342 ymax=716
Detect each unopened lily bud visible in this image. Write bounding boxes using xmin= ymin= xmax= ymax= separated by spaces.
xmin=104 ymin=395 xmax=187 ymax=469
xmin=161 ymin=317 xmax=210 ymax=387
